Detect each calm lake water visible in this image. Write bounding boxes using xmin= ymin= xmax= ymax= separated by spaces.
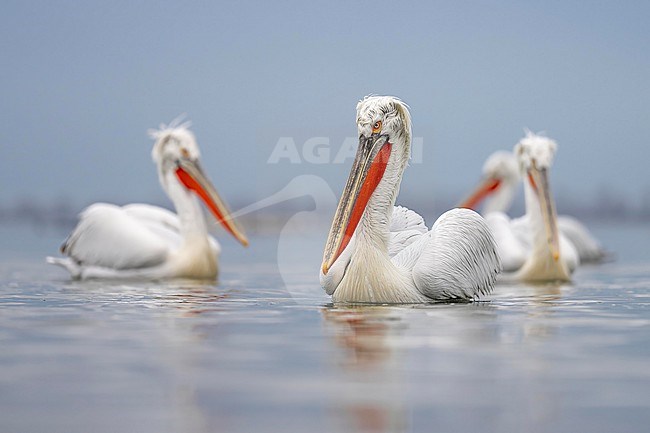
xmin=1 ymin=222 xmax=650 ymax=433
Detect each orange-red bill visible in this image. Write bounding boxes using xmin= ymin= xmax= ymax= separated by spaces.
xmin=175 ymin=163 xmax=248 ymax=246
xmin=528 ymin=166 xmax=560 ymax=261
xmin=528 ymin=172 xmax=538 ymax=192
xmin=322 ymin=137 xmax=391 ymax=275
xmin=334 ymin=143 xmax=391 ymax=262
xmin=458 ymin=177 xmax=501 ymax=210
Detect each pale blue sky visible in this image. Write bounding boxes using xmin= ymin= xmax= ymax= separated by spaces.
xmin=1 ymin=1 xmax=649 ymax=213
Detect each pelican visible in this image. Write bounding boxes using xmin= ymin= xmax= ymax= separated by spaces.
xmin=459 ymin=150 xmax=520 ymax=214
xmin=461 ymin=132 xmax=579 ymax=282
xmin=47 ymin=120 xmax=248 ymax=280
xmin=460 ymin=147 xmax=606 ymax=263
xmin=320 ymin=96 xmax=500 ymax=303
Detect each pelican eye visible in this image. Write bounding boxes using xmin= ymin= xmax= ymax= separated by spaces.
xmin=372 ymin=120 xmax=382 ymax=134
xmin=181 ymin=148 xmax=190 ymax=158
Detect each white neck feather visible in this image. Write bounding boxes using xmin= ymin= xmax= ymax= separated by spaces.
xmin=160 ymin=170 xmax=218 ymax=278
xmin=517 ymin=181 xmax=569 ymax=281
xmin=332 ymin=140 xmax=421 ymax=303
xmin=522 ymin=181 xmax=547 ymax=250
xmin=162 ymin=171 xmax=209 ymax=240
xmin=484 ymin=179 xmax=518 ymax=214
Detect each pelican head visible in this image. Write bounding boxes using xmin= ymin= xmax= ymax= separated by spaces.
xmin=483 ymin=151 xmax=520 ymax=182
xmin=149 ymin=120 xmax=248 ymax=246
xmin=515 ymin=131 xmax=560 ymax=261
xmin=459 ymin=150 xmax=520 ymax=211
xmin=322 ymin=96 xmax=411 ymax=277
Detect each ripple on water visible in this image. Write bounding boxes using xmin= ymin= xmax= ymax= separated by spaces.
xmin=1 ymin=233 xmax=650 ymax=433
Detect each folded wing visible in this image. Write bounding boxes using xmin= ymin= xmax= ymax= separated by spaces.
xmin=61 ymin=203 xmax=174 ymax=270
xmin=558 ymin=215 xmax=605 ymax=263
xmin=411 ymin=208 xmax=501 ymax=300
xmin=387 ymin=206 xmax=428 ymax=257
xmin=484 ymin=211 xmax=527 ymax=272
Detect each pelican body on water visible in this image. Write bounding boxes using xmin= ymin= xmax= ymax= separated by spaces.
xmin=461 ymin=132 xmax=585 ymax=282
xmin=320 ymin=96 xmax=501 ymax=303
xmin=48 ymin=121 xmax=248 ymax=280
xmin=460 ymin=148 xmax=606 ymax=264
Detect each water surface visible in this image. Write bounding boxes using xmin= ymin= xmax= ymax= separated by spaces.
xmin=1 ymin=223 xmax=649 ymax=433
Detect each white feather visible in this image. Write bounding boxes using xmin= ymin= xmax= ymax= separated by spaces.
xmin=473 ymin=149 xmax=606 ymax=263
xmin=410 ymin=209 xmax=500 ymax=300
xmin=61 ymin=203 xmax=171 ymax=270
xmin=497 ymin=132 xmax=579 ymax=281
xmin=484 ymin=212 xmax=527 ymax=272
xmin=48 ymin=121 xmax=231 ymax=280
xmin=322 ymin=96 xmax=501 ymax=303
xmin=558 ymin=215 xmax=605 ymax=263
xmin=387 ymin=205 xmax=427 ymax=257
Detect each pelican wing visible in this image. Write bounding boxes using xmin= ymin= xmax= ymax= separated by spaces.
xmin=411 ymin=208 xmax=501 ymax=300
xmin=123 ymin=204 xmax=183 ymax=247
xmin=123 ymin=204 xmax=221 ymax=256
xmin=484 ymin=212 xmax=528 ymax=272
xmin=558 ymin=215 xmax=605 ymax=263
xmin=61 ymin=203 xmax=173 ymax=270
xmin=387 ymin=206 xmax=428 ymax=257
